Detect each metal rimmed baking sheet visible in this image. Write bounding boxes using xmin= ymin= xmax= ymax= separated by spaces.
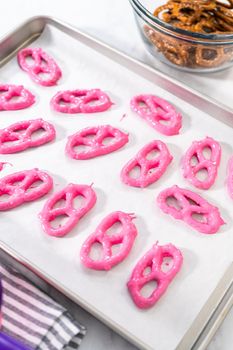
xmin=0 ymin=17 xmax=233 ymax=350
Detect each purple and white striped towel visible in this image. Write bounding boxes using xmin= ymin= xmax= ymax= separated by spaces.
xmin=0 ymin=263 xmax=86 ymax=350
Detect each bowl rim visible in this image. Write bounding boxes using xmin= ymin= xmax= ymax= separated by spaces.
xmin=129 ymin=0 xmax=233 ymax=41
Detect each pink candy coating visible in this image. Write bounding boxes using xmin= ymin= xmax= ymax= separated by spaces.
xmin=0 ymin=118 xmax=56 ymax=154
xmin=66 ymin=125 xmax=129 ymax=160
xmin=39 ymin=183 xmax=97 ymax=237
xmin=0 ymin=84 xmax=35 ymax=111
xmin=0 ymin=168 xmax=53 ymax=210
xmin=80 ymin=211 xmax=137 ymax=271
xmin=127 ymin=243 xmax=183 ymax=309
xmin=51 ymin=89 xmax=113 ymax=114
xmin=130 ymin=94 xmax=182 ymax=136
xmin=17 ymin=47 xmax=62 ymax=86
xmin=120 ymin=140 xmax=173 ymax=188
xmin=0 ymin=162 xmax=8 ymax=171
xmin=157 ymin=185 xmax=224 ymax=234
xmin=182 ymin=137 xmax=221 ymax=190
xmin=227 ymin=156 xmax=233 ymax=199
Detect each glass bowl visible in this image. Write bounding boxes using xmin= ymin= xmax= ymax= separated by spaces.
xmin=129 ymin=0 xmax=233 ymax=72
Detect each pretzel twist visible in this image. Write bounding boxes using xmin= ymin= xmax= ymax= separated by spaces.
xmin=66 ymin=125 xmax=129 ymax=160
xmin=0 ymin=84 xmax=35 ymax=111
xmin=182 ymin=137 xmax=221 ymax=189
xmin=0 ymin=119 xmax=56 ymax=154
xmin=147 ymin=0 xmax=233 ymax=68
xmin=51 ymin=89 xmax=113 ymax=114
xmin=18 ymin=48 xmax=62 ymax=86
xmin=157 ymin=185 xmax=224 ymax=234
xmin=127 ymin=243 xmax=183 ymax=309
xmin=39 ymin=183 xmax=97 ymax=237
xmin=130 ymin=94 xmax=182 ymax=136
xmin=80 ymin=211 xmax=137 ymax=270
xmin=0 ymin=169 xmax=53 ymax=210
xmin=121 ymin=140 xmax=173 ymax=188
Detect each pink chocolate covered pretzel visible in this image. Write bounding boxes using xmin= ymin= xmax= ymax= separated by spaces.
xmin=0 ymin=119 xmax=56 ymax=154
xmin=227 ymin=156 xmax=233 ymax=199
xmin=51 ymin=89 xmax=112 ymax=114
xmin=0 ymin=168 xmax=53 ymax=210
xmin=130 ymin=94 xmax=182 ymax=136
xmin=0 ymin=84 xmax=35 ymax=111
xmin=182 ymin=137 xmax=221 ymax=190
xmin=127 ymin=243 xmax=183 ymax=309
xmin=39 ymin=183 xmax=97 ymax=237
xmin=157 ymin=185 xmax=224 ymax=234
xmin=120 ymin=140 xmax=173 ymax=188
xmin=66 ymin=125 xmax=129 ymax=160
xmin=17 ymin=48 xmax=62 ymax=86
xmin=80 ymin=211 xmax=137 ymax=270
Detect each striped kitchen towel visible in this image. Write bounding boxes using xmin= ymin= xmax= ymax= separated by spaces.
xmin=0 ymin=263 xmax=86 ymax=350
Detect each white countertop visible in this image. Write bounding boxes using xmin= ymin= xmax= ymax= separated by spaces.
xmin=1 ymin=1 xmax=233 ymax=349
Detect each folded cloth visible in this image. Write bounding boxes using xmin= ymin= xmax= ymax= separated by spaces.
xmin=0 ymin=263 xmax=86 ymax=350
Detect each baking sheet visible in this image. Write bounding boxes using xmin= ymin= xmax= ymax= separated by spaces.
xmin=0 ymin=23 xmax=233 ymax=350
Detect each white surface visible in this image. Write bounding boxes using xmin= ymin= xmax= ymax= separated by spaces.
xmin=0 ymin=1 xmax=233 ymax=350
